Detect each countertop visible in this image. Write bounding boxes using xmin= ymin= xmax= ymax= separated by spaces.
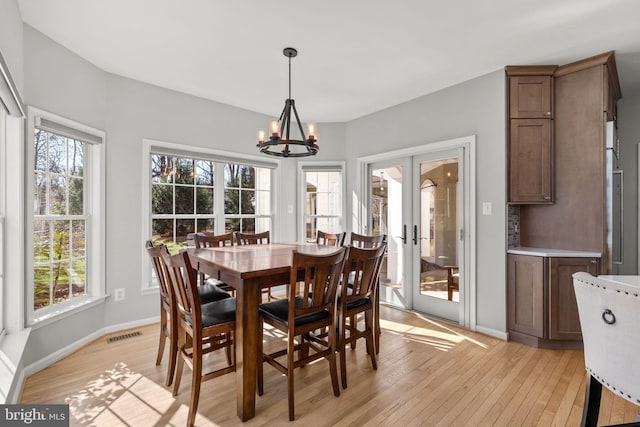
xmin=507 ymin=247 xmax=602 ymax=258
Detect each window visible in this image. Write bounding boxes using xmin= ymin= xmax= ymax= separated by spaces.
xmin=27 ymin=108 xmax=105 ymax=324
xmin=299 ymin=163 xmax=345 ymax=242
xmin=223 ymin=162 xmax=271 ymax=235
xmin=150 ymin=155 xmax=216 ymax=251
xmin=143 ymin=140 xmax=276 ymax=290
xmin=149 ymin=155 xmax=272 ymax=251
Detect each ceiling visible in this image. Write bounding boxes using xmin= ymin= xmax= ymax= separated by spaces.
xmin=17 ymin=0 xmax=640 ymax=122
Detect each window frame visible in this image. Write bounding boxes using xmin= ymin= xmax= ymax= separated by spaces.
xmin=297 ymin=161 xmax=346 ymax=243
xmin=26 ymin=107 xmax=106 ymax=327
xmin=141 ymin=139 xmax=279 ymax=293
xmin=0 ymin=107 xmax=5 ymax=335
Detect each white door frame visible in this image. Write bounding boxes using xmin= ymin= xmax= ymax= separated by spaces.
xmin=356 ymin=135 xmax=476 ymax=330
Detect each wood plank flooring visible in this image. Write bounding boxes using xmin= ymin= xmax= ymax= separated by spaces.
xmin=20 ymin=305 xmax=638 ymax=426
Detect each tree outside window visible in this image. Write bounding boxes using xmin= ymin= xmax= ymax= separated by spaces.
xmin=32 ymin=129 xmax=86 ymax=310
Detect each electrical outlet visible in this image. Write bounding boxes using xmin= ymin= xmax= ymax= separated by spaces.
xmin=114 ymin=288 xmax=125 ymax=301
xmin=482 ymin=202 xmax=492 ymax=215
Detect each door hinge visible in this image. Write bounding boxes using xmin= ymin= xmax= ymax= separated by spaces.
xmin=459 ymin=229 xmax=464 ymax=241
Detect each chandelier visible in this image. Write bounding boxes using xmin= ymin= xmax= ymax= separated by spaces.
xmin=257 ymin=47 xmax=318 ymax=157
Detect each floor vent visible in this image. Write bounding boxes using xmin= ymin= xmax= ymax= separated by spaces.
xmin=107 ymin=331 xmax=142 ymax=344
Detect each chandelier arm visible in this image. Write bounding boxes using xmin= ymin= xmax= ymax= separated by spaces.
xmin=285 ymin=100 xmax=292 ymax=141
xmin=290 ymin=102 xmax=307 ymax=141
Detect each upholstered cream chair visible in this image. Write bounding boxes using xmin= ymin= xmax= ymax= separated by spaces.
xmin=573 ymin=272 xmax=640 ymax=427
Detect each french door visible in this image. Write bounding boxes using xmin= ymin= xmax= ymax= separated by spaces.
xmin=366 ymin=146 xmax=468 ymax=325
xmin=411 ymin=149 xmax=463 ymax=322
xmin=369 ymin=158 xmax=411 ymax=309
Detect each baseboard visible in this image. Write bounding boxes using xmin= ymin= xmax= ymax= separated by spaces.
xmin=6 ymin=367 xmax=25 ymax=404
xmin=23 ymin=316 xmax=159 ymax=377
xmin=475 ymin=325 xmax=508 ymax=340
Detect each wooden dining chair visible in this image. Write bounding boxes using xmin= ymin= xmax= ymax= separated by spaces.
xmin=338 ymin=244 xmax=386 ymax=388
xmin=193 ymin=232 xmax=235 ymax=294
xmin=347 ymin=233 xmax=387 ymax=353
xmin=349 ymin=232 xmax=386 ymax=248
xmin=257 ymin=247 xmax=347 ymax=421
xmin=145 ymin=241 xmax=178 ymax=387
xmin=193 ymin=232 xmax=234 ymax=248
xmin=316 ymin=230 xmax=346 ymax=247
xmin=162 ymin=250 xmax=236 ymax=427
xmin=145 ymin=241 xmax=231 ymax=388
xmin=237 ymin=230 xmax=270 ymax=245
xmin=573 ymin=272 xmax=640 ymax=427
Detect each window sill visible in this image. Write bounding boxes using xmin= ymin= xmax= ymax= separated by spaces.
xmin=0 ymin=328 xmax=31 ymax=403
xmin=28 ymin=295 xmax=108 ymax=330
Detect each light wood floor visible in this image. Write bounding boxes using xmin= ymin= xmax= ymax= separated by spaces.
xmin=21 ymin=305 xmax=638 ymax=426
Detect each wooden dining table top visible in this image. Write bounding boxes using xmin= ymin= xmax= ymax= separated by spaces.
xmin=189 ymin=242 xmax=342 ymax=279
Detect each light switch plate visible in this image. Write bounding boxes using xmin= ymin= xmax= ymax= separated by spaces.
xmin=482 ymin=202 xmax=492 ymax=215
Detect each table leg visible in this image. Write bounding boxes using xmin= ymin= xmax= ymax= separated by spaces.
xmin=236 ymin=278 xmax=261 ymax=421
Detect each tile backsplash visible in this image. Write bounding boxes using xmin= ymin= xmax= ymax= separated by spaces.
xmin=507 ymin=204 xmax=520 ymax=248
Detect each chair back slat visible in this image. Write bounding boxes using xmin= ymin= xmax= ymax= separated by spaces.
xmin=163 ymin=250 xmax=201 ymax=327
xmin=350 ymin=232 xmax=387 ymax=249
xmin=194 ymin=232 xmax=234 ymax=248
xmin=237 ymin=231 xmax=270 ymax=245
xmin=289 ymin=248 xmax=346 ymax=321
xmin=316 ymin=230 xmax=346 ymax=247
xmin=145 ymin=241 xmax=171 ymax=299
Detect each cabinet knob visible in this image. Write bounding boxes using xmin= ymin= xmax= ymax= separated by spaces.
xmin=590 ymin=260 xmax=597 ymax=264
xmin=544 ymin=111 xmax=551 ymax=116
xmin=544 ymin=196 xmax=551 ymax=200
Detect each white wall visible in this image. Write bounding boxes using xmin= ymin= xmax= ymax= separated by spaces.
xmin=0 ymin=0 xmax=24 ymax=93
xmin=345 ymin=71 xmax=507 ymax=334
xmin=21 ymin=25 xmax=346 ymax=364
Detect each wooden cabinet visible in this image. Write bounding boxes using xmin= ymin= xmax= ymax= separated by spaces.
xmin=506 ymin=66 xmax=556 ymax=204
xmin=507 ymin=254 xmax=546 ymax=337
xmin=509 ymin=75 xmax=553 ymax=119
xmin=507 ymin=254 xmax=599 ymax=348
xmin=519 ymin=52 xmax=622 ymax=257
xmin=509 ymin=119 xmax=552 ymax=203
xmin=548 ymin=257 xmax=599 ymax=340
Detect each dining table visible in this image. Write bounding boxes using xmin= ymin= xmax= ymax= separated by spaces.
xmin=188 ymin=242 xmax=342 ymax=421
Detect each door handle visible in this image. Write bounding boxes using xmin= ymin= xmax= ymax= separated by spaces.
xmin=395 ymin=224 xmax=407 ymax=244
xmin=413 ymin=225 xmax=418 ymax=245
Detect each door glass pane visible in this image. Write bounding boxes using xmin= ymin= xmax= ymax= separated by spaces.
xmin=371 ymin=165 xmax=404 ymax=306
xmin=418 ymin=158 xmax=459 ymax=301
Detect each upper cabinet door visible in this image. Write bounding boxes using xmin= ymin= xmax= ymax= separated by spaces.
xmin=509 ymin=119 xmax=553 ymax=203
xmin=510 ymin=76 xmax=553 ymax=119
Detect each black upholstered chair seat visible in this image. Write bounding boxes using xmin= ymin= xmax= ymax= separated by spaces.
xmin=345 ymin=296 xmax=370 ymax=310
xmin=259 ymin=296 xmax=330 ymax=326
xmin=186 ymin=298 xmax=236 ymax=327
xmin=198 ymin=282 xmax=232 ymax=304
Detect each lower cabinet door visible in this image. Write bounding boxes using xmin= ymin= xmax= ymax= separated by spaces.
xmin=508 ymin=254 xmax=546 ymax=338
xmin=548 ymin=257 xmax=599 ymax=340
